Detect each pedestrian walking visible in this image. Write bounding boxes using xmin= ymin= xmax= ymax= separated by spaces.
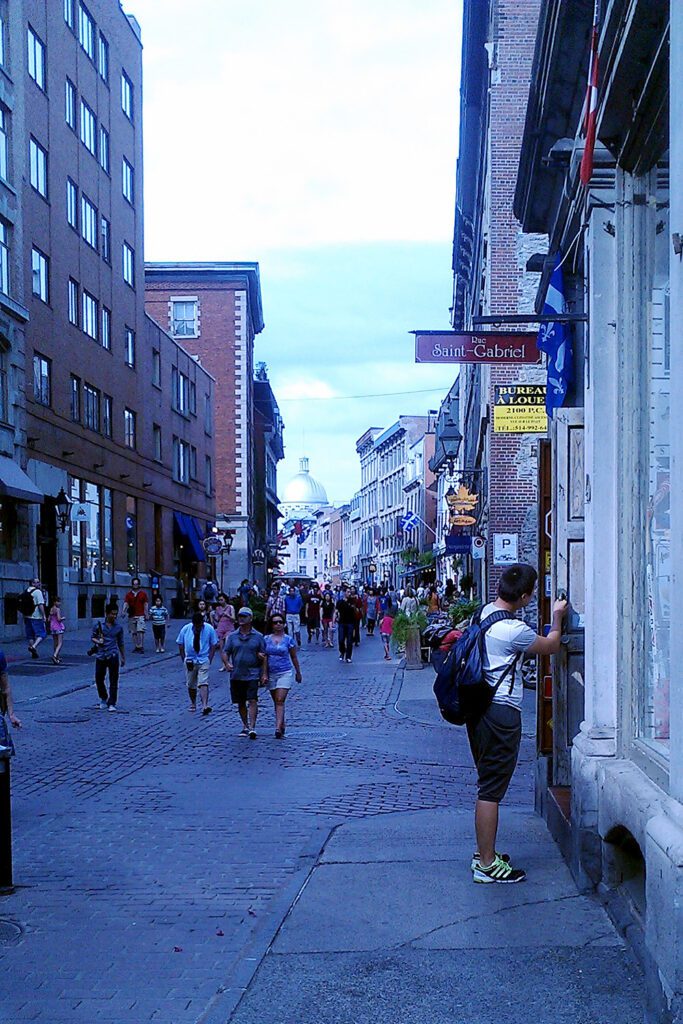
xmin=19 ymin=577 xmax=47 ymax=659
xmin=400 ymin=587 xmax=419 ymax=616
xmin=123 ymin=577 xmax=149 ymax=654
xmin=334 ymin=590 xmax=357 ymax=663
xmin=224 ymin=607 xmax=267 ymax=738
xmin=468 ymin=564 xmax=566 ymax=884
xmin=238 ymin=578 xmax=253 ymax=608
xmin=284 ymin=586 xmax=303 ymax=646
xmin=365 ymin=588 xmax=379 ymax=636
xmin=150 ymin=595 xmax=170 ymax=653
xmin=201 ymin=575 xmax=218 ymax=607
xmin=305 ymin=586 xmax=321 ymax=643
xmin=48 ymin=595 xmax=66 ymax=664
xmin=348 ymin=586 xmax=363 ymax=646
xmin=321 ymin=591 xmax=335 ymax=648
xmin=379 ymin=606 xmax=394 ymax=659
xmin=265 ymin=584 xmax=286 ymax=628
xmin=91 ymin=604 xmax=126 ymax=712
xmin=264 ymin=613 xmax=302 ymax=738
xmin=212 ymin=593 xmax=236 ymax=671
xmin=176 ymin=612 xmax=218 ymax=716
xmin=0 ymin=648 xmax=22 ymax=755
xmin=195 ymin=598 xmax=211 ymax=623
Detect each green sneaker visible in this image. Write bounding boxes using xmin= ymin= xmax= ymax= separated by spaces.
xmin=472 ymin=853 xmax=526 ymax=884
xmin=470 ymin=851 xmax=510 ymax=872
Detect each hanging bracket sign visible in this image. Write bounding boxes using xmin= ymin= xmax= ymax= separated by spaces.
xmin=412 ymin=331 xmax=540 ymax=364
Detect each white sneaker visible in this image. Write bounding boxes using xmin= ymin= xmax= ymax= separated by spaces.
xmin=107 ymin=705 xmax=117 ymax=713
xmin=97 ymin=701 xmax=107 ymax=710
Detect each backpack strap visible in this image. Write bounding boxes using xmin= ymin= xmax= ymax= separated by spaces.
xmin=480 ymin=610 xmax=522 ymax=696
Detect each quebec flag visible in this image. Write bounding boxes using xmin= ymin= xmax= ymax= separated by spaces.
xmin=537 ymin=252 xmax=573 ymax=417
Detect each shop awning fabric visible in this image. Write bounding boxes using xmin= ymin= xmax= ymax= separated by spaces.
xmin=0 ymin=456 xmax=43 ymax=503
xmin=173 ymin=512 xmax=206 ymax=562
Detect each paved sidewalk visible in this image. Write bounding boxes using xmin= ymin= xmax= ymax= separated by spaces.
xmin=0 ymin=634 xmax=644 ymax=1023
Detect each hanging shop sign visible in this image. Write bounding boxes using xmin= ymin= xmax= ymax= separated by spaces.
xmin=445 ymin=535 xmax=472 ymax=555
xmin=493 ymin=384 xmax=547 ymax=433
xmin=471 ymin=536 xmax=486 ymax=561
xmin=413 ymin=332 xmax=540 ymax=365
xmin=446 ymin=483 xmax=479 ymax=527
xmin=70 ymin=503 xmax=90 ymax=522
xmin=203 ymin=535 xmax=224 ymax=556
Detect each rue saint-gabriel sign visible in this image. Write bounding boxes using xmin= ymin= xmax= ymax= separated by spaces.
xmin=413 ymin=331 xmax=540 ymax=365
xmin=493 ymin=384 xmax=547 ymax=433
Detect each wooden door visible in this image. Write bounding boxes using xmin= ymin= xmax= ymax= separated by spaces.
xmin=552 ymin=408 xmax=586 ymax=785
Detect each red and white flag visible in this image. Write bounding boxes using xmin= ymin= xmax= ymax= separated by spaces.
xmin=579 ymin=1 xmax=600 ymax=186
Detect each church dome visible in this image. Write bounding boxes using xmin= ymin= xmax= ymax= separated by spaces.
xmin=283 ymin=457 xmax=328 ymax=507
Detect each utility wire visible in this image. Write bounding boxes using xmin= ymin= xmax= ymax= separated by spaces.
xmin=278 ymin=386 xmax=447 ymax=403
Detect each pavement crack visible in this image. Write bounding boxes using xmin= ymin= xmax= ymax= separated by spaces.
xmin=395 ymin=892 xmax=583 ymax=948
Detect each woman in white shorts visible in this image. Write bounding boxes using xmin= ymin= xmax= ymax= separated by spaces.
xmin=264 ymin=613 xmax=302 ymax=738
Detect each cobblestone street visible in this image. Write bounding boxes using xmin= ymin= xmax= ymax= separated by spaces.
xmin=0 ymin=637 xmax=645 ymax=1023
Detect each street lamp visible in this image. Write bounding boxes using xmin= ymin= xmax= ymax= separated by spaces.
xmin=54 ymin=487 xmax=72 ymax=533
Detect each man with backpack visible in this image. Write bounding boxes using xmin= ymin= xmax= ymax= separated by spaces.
xmin=465 ymin=563 xmax=566 ymax=884
xmin=19 ymin=578 xmax=47 ymax=659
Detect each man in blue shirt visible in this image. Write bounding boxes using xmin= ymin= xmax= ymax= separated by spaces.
xmin=284 ymin=586 xmax=303 ymax=647
xmin=91 ymin=604 xmax=126 ymax=712
xmin=224 ymin=608 xmax=267 ymax=738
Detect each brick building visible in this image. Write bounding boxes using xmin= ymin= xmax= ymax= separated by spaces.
xmin=145 ymin=263 xmax=265 ymax=593
xmin=452 ymin=0 xmax=544 ymax=603
xmin=0 ymin=1 xmax=215 ymax=638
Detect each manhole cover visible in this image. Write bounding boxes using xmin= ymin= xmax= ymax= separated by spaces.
xmin=0 ymin=919 xmax=23 ymax=946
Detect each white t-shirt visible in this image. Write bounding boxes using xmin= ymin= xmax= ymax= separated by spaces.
xmin=480 ymin=602 xmax=537 ymax=708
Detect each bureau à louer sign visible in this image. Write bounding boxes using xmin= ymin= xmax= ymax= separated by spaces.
xmin=413 ymin=332 xmax=540 ymax=364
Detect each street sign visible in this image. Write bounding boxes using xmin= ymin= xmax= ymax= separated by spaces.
xmin=493 ymin=533 xmax=518 ymax=565
xmin=70 ymin=503 xmax=90 ymax=522
xmin=413 ymin=331 xmax=540 ymax=365
xmin=472 ymin=535 xmax=486 ymax=560
xmin=493 ymin=384 xmax=547 ymax=433
xmin=445 ymin=535 xmax=471 ymax=555
xmin=203 ymin=535 xmax=223 ymax=556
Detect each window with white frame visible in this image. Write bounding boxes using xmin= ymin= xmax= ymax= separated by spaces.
xmin=152 ymin=348 xmax=161 ymax=387
xmin=66 ymin=178 xmax=78 ymax=229
xmin=65 ymin=79 xmax=76 ymax=130
xmin=83 ymin=383 xmax=100 ymax=431
xmin=70 ymin=375 xmax=81 ymax=421
xmin=124 ymin=407 xmax=136 ymax=449
xmin=0 ymin=221 xmax=8 ymax=295
xmin=82 ymin=290 xmax=97 ymax=339
xmin=78 ymin=3 xmax=95 ymax=60
xmin=122 ymin=157 xmax=134 ymax=203
xmin=103 ymin=394 xmax=112 ymax=437
xmin=121 ymin=71 xmax=133 ymax=120
xmin=99 ymin=125 xmax=109 ymax=173
xmin=33 ymin=354 xmax=51 ymax=406
xmin=98 ymin=33 xmax=109 ymax=82
xmin=64 ymin=0 xmax=75 ymax=30
xmin=27 ymin=27 xmax=46 ymax=91
xmin=31 ymin=248 xmax=49 ymax=302
xmin=173 ymin=437 xmax=190 ymax=484
xmin=79 ymin=99 xmax=96 ymax=155
xmin=171 ymin=298 xmax=198 ymax=337
xmin=101 ymin=306 xmax=111 ymax=350
xmin=68 ymin=278 xmax=79 ymax=325
xmin=29 ymin=138 xmax=48 ymax=197
xmin=0 ymin=107 xmax=8 ymax=182
xmin=122 ymin=242 xmax=134 ymax=286
xmin=81 ymin=194 xmax=97 ymax=249
xmin=124 ymin=327 xmax=135 ymax=367
xmin=172 ymin=367 xmax=190 ymax=415
xmin=100 ymin=216 xmax=111 ymax=263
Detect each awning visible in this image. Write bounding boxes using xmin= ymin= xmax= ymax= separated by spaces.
xmin=0 ymin=456 xmax=43 ymax=503
xmin=173 ymin=512 xmax=205 ymax=562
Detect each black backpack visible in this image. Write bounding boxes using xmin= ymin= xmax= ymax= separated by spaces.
xmin=433 ymin=608 xmax=521 ymax=725
xmin=18 ymin=588 xmax=37 ymax=618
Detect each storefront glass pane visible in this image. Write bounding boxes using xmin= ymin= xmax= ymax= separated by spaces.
xmin=640 ymin=163 xmax=670 ymax=751
xmin=68 ymin=475 xmax=82 ymax=570
xmin=83 ymin=482 xmax=101 ymax=582
xmin=103 ymin=488 xmax=113 ymax=578
xmin=126 ymin=495 xmax=137 ymax=573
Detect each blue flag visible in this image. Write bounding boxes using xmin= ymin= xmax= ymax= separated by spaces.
xmin=537 ymin=252 xmax=573 ymax=417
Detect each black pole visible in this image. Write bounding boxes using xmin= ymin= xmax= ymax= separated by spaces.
xmin=0 ymin=756 xmax=12 ymax=889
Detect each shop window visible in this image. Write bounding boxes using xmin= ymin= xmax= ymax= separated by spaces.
xmin=126 ymin=495 xmax=137 ymax=573
xmin=639 ymin=162 xmax=670 ymax=752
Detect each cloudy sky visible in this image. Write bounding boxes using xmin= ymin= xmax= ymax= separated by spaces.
xmin=132 ymin=0 xmax=462 ymax=503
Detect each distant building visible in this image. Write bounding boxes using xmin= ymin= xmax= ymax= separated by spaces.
xmin=145 ymin=262 xmax=264 ymax=593
xmin=253 ymin=364 xmax=284 ymax=590
xmin=278 ymin=457 xmax=329 ymax=579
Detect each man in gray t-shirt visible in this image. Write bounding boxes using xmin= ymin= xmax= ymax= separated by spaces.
xmin=224 ymin=607 xmax=267 ymax=739
xmin=469 ymin=564 xmax=566 ymax=886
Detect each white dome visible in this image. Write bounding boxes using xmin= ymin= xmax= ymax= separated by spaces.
xmin=283 ymin=457 xmax=328 ymax=507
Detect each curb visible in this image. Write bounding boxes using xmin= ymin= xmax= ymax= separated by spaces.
xmin=196 ymin=824 xmax=334 ymax=1024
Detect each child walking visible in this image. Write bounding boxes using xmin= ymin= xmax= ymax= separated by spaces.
xmin=380 ymin=608 xmax=394 ymax=660
xmin=48 ymin=596 xmax=66 ymax=664
xmin=150 ymin=595 xmax=170 ymax=652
